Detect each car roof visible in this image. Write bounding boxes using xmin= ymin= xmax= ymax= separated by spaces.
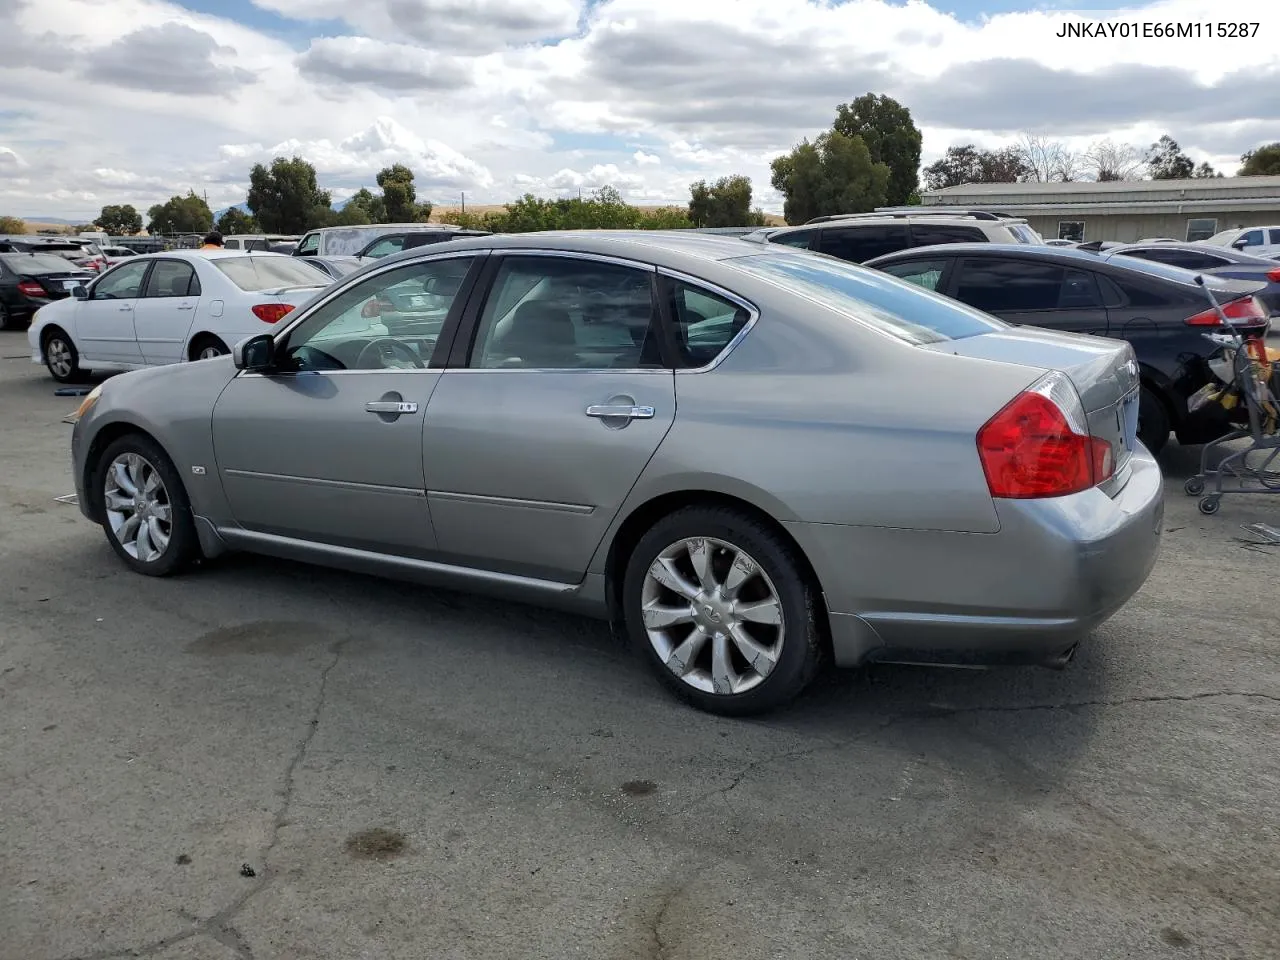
xmin=1103 ymin=242 xmax=1280 ymax=265
xmin=866 ymin=242 xmax=1099 ymax=264
xmin=373 ymin=229 xmax=776 ymax=269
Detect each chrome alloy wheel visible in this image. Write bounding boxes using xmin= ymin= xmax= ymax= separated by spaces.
xmin=197 ymin=344 xmax=224 ymax=360
xmin=46 ymin=337 xmax=74 ymax=379
xmin=104 ymin=453 xmax=173 ymax=562
xmin=640 ymin=537 xmax=785 ymax=696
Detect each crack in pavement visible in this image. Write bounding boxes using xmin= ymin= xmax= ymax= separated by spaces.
xmin=903 ymin=690 xmax=1280 ymax=718
xmin=58 ymin=635 xmax=353 ymax=960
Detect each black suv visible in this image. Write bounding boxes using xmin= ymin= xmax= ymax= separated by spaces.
xmin=742 ymin=209 xmax=1043 ymax=263
xmin=865 ymin=243 xmax=1271 ymax=453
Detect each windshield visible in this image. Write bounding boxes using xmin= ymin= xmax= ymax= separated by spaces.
xmin=730 ymin=250 xmax=1008 ymax=344
xmin=1009 ymin=224 xmax=1042 ymax=244
xmin=1 ymin=253 xmax=84 ymax=274
xmin=213 ymin=255 xmax=330 ymax=291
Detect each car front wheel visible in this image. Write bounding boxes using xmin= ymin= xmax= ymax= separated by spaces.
xmin=95 ymin=434 xmax=199 ymax=576
xmin=42 ymin=328 xmax=83 ymax=383
xmin=623 ymin=505 xmax=823 ymax=716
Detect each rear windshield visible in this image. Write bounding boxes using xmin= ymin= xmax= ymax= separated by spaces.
xmin=1008 ymin=224 xmax=1042 ymax=244
xmin=1104 ymin=254 xmax=1241 ymax=288
xmin=213 ymin=255 xmax=330 ymax=291
xmin=731 ymin=250 xmax=1008 ymax=344
xmin=0 ymin=253 xmax=82 ymax=274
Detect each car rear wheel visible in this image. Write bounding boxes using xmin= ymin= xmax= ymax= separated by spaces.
xmin=190 ymin=335 xmax=229 ymax=361
xmin=95 ymin=434 xmax=199 ymax=577
xmin=1137 ymin=385 xmax=1170 ymax=454
xmin=623 ymin=505 xmax=823 ymax=716
xmin=0 ymin=301 xmax=18 ymax=330
xmin=42 ymin=328 xmax=84 ymax=383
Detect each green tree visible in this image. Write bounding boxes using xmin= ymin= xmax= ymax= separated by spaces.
xmin=639 ymin=206 xmax=694 ymax=229
xmin=97 ymin=204 xmax=142 ymax=235
xmin=770 ymin=132 xmax=890 ymax=225
xmin=146 ymin=191 xmax=214 ymax=234
xmin=345 ymin=187 xmax=386 ymax=224
xmin=1192 ymin=162 xmax=1222 ymax=179
xmin=1145 ymin=135 xmax=1195 ymax=179
xmin=1240 ymin=142 xmax=1280 ymax=176
xmin=687 ymin=175 xmax=767 ymax=227
xmin=922 ymin=144 xmax=1030 ymax=190
xmin=215 ymin=207 xmax=258 ymax=235
xmin=377 ymin=164 xmax=432 ymax=223
xmin=0 ymin=215 xmax=27 ymax=233
xmin=832 ymin=93 xmax=922 ymax=206
xmin=247 ymin=156 xmax=331 ymax=233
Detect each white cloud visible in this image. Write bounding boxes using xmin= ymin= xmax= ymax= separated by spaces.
xmin=0 ymin=0 xmax=1275 ymax=219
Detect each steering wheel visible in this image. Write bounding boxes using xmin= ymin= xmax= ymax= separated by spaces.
xmin=354 ymin=337 xmax=425 ymax=370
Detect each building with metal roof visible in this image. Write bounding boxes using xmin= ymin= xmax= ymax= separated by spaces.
xmin=913 ymin=176 xmax=1280 ymax=244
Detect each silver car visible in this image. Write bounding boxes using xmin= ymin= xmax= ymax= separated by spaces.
xmin=68 ymin=232 xmax=1163 ymax=715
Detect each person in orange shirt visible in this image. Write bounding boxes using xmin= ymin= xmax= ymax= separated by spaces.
xmin=200 ymin=231 xmax=223 ymax=250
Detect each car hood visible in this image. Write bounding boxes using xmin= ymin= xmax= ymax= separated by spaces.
xmin=922 ymin=325 xmax=1138 ymax=414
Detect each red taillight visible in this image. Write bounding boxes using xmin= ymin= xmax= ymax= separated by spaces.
xmin=252 ymin=303 xmax=295 ymax=324
xmin=1185 ymin=296 xmax=1267 ymax=327
xmin=977 ymin=377 xmax=1113 ymax=499
xmin=1266 ymin=268 xmax=1280 ymax=283
xmin=16 ymin=280 xmax=45 ymax=297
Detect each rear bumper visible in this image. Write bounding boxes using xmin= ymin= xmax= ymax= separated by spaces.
xmin=789 ymin=446 xmax=1165 ymax=667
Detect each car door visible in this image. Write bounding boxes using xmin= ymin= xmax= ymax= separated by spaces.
xmin=210 ymin=253 xmax=483 ymax=555
xmin=74 ymin=259 xmax=150 ymax=364
xmin=421 ymin=253 xmax=676 ymax=582
xmin=947 ymin=257 xmax=1110 ymax=337
xmin=132 ymin=258 xmax=201 ymax=365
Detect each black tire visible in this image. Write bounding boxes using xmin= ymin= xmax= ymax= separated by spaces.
xmin=42 ymin=327 xmax=86 ymax=383
xmin=1198 ymin=496 xmax=1220 ymax=516
xmin=93 ymin=433 xmax=200 ymax=577
xmin=622 ymin=505 xmax=823 ymax=716
xmin=1183 ymin=476 xmax=1205 ymax=497
xmin=189 ymin=334 xmax=229 ymax=361
xmin=1137 ymin=385 xmax=1170 ymax=454
xmin=0 ymin=300 xmax=19 ymax=330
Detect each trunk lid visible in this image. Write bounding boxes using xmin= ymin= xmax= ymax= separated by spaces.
xmin=923 ymin=325 xmax=1142 ymax=489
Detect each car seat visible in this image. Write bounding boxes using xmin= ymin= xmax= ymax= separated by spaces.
xmin=495 ymin=300 xmax=576 ymax=366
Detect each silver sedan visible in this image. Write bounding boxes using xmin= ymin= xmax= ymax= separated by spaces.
xmin=67 ymin=232 xmax=1164 ymax=714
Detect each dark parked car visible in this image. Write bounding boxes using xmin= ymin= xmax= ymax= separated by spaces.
xmin=864 ymin=244 xmax=1271 ymax=452
xmin=0 ymin=252 xmax=95 ymax=329
xmin=300 ymin=256 xmax=364 ymax=280
xmin=1092 ymin=242 xmax=1280 ymax=316
xmin=355 ymin=227 xmax=491 ymax=260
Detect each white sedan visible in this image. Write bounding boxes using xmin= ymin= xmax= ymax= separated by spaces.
xmin=28 ymin=250 xmax=333 ymax=382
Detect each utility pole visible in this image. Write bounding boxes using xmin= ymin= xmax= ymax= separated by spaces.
xmin=460 ymin=192 xmax=465 ymax=214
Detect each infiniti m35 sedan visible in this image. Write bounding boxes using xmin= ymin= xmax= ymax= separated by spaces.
xmin=67 ymin=232 xmax=1163 ymax=715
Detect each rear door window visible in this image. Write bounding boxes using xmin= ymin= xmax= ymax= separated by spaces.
xmin=365 ymin=236 xmax=406 ymax=257
xmin=909 ymin=224 xmax=986 ymax=246
xmin=817 ymin=224 xmax=910 ymax=263
xmin=1269 ymin=229 xmax=1280 ymax=244
xmin=954 ymin=259 xmax=1066 ymax=312
xmin=143 ymin=260 xmax=199 ymax=298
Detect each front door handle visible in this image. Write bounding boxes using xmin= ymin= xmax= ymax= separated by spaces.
xmin=585 ymin=404 xmax=655 ymax=420
xmin=118 ymin=305 xmax=133 ymax=312
xmin=366 ymin=400 xmax=418 ymax=414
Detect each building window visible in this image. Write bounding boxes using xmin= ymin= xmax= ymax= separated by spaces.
xmin=1058 ymin=221 xmax=1085 ymax=242
xmin=1186 ymin=218 xmax=1217 ymax=242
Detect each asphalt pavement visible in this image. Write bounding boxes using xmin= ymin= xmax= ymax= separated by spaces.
xmin=2 ymin=332 xmax=1279 ymax=960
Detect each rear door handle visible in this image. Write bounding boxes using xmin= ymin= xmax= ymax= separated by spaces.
xmin=176 ymin=304 xmax=194 ymax=311
xmin=585 ymin=404 xmax=655 ymax=420
xmin=118 ymin=305 xmax=133 ymax=312
xmin=366 ymin=400 xmax=418 ymax=414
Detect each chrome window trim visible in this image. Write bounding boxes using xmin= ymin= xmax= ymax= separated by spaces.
xmin=440 ymin=367 xmax=671 ymax=376
xmin=656 ymin=267 xmax=761 ymax=374
xmin=485 ymin=248 xmax=659 ymax=273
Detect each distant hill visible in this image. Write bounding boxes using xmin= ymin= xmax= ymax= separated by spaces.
xmin=18 ymin=216 xmax=82 ymax=226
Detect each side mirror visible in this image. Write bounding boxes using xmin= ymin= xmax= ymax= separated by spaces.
xmin=1232 ymin=239 xmax=1249 ymax=250
xmin=233 ymin=334 xmax=275 ymax=371
xmin=72 ymin=285 xmax=88 ymax=300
